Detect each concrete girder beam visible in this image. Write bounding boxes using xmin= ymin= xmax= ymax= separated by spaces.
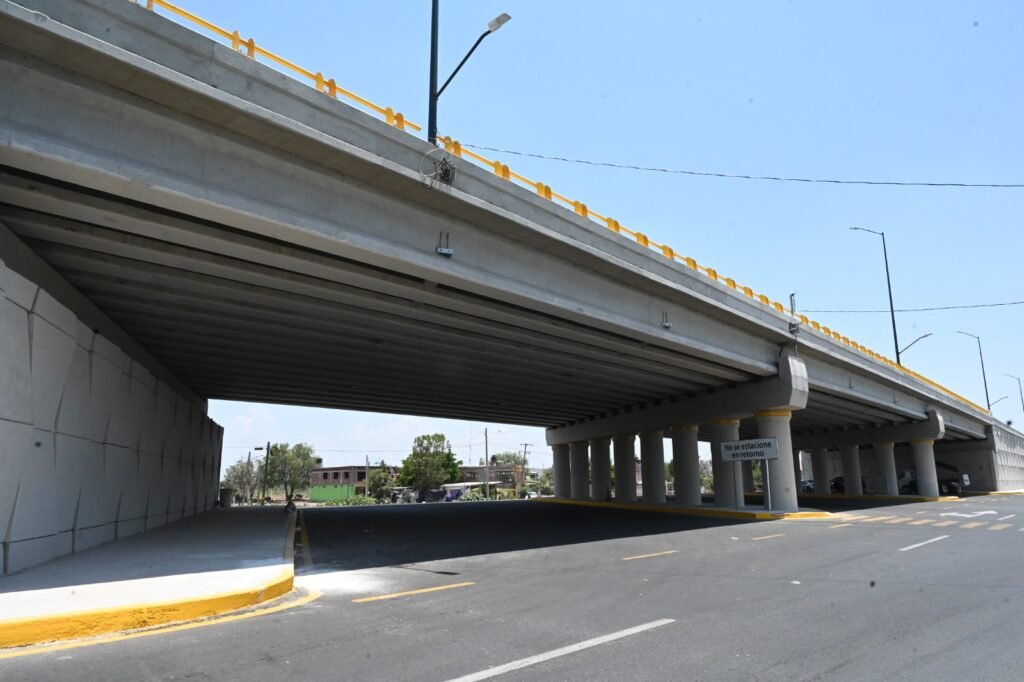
xmin=546 ymin=348 xmax=808 ymax=446
xmin=792 ymin=409 xmax=945 ymax=451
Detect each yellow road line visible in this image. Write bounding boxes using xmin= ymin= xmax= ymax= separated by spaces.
xmin=908 ymin=519 xmax=935 ymax=526
xmin=829 ymin=523 xmax=852 ymax=528
xmin=988 ymin=524 xmax=1011 ymax=531
xmin=961 ymin=521 xmax=988 ymax=529
xmin=862 ymin=516 xmax=896 ymax=523
xmin=352 ymin=582 xmax=475 ymax=604
xmin=298 ymin=510 xmax=313 ymax=569
xmin=933 ymin=521 xmax=958 ymax=527
xmin=0 ymin=590 xmax=322 ymax=661
xmin=752 ymin=534 xmax=785 ymax=541
xmin=622 ymin=550 xmax=680 ymax=561
xmin=885 ymin=517 xmax=912 ymax=524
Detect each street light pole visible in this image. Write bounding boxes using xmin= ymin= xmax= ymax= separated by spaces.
xmin=899 ymin=332 xmax=932 ymax=356
xmin=959 ymin=331 xmax=991 ymax=410
xmin=850 ymin=227 xmax=901 ymax=364
xmin=427 ymin=3 xmax=511 ymax=145
xmin=1006 ymin=374 xmax=1024 ymax=414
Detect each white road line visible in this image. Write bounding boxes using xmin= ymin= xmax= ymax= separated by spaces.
xmin=444 ymin=619 xmax=675 ymax=681
xmin=898 ymin=535 xmax=950 ymax=552
xmin=998 ymin=514 xmax=1016 ymax=521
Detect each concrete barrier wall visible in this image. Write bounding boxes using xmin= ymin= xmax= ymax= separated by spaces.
xmin=0 ymin=258 xmax=222 ymax=574
xmin=992 ymin=426 xmax=1024 ymax=491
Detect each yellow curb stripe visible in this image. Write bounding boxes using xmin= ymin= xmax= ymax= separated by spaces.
xmin=0 ymin=514 xmax=298 ymax=650
xmin=932 ymin=521 xmax=958 ymax=527
xmin=862 ymin=516 xmax=896 ymax=523
xmin=0 ymin=568 xmax=294 ymax=650
xmin=908 ymin=519 xmax=935 ymax=526
xmin=0 ymin=589 xmax=321 ymax=661
xmin=961 ymin=521 xmax=988 ymax=529
xmin=752 ymin=534 xmax=784 ymax=541
xmin=987 ymin=524 xmax=1011 ymax=531
xmin=622 ymin=550 xmax=679 ymax=561
xmin=534 ymin=497 xmax=831 ymax=520
xmin=352 ymin=582 xmax=475 ymax=604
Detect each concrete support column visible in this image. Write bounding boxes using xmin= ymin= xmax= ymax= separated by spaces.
xmin=709 ymin=418 xmax=740 ymax=508
xmin=840 ymin=445 xmax=863 ymax=495
xmin=590 ymin=437 xmax=612 ymax=502
xmin=912 ymin=439 xmax=940 ymax=498
xmin=811 ymin=448 xmax=831 ymax=495
xmin=755 ymin=410 xmax=799 ymax=512
xmin=612 ymin=434 xmax=636 ymax=502
xmin=671 ymin=425 xmax=701 ymax=506
xmin=874 ymin=441 xmax=899 ymax=496
xmin=552 ymin=444 xmax=571 ymax=498
xmin=640 ymin=430 xmax=666 ymax=504
xmin=569 ymin=440 xmax=590 ymax=500
xmin=741 ymin=461 xmax=754 ymax=493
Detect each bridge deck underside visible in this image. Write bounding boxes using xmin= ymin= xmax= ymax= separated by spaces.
xmin=0 ymin=171 xmax=978 ymax=441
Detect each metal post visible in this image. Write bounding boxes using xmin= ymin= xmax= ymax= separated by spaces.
xmin=427 ymin=0 xmax=439 ymax=145
xmin=977 ymin=339 xmax=991 ymax=410
xmin=960 ymin=332 xmax=991 ymax=410
xmin=484 ymin=427 xmax=489 ymax=499
xmin=880 ymin=232 xmax=901 ymax=365
xmin=1008 ymin=375 xmax=1024 ymax=414
xmin=764 ymin=459 xmax=772 ymax=512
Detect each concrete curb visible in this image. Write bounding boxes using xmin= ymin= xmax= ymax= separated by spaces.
xmin=0 ymin=511 xmax=297 ymax=650
xmin=535 ymin=497 xmax=831 ymax=520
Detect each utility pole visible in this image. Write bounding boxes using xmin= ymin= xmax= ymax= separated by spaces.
xmin=262 ymin=440 xmax=271 ymax=504
xmin=484 ymin=428 xmax=490 ymax=500
xmin=245 ymin=451 xmax=251 ymax=505
xmin=520 ymin=442 xmax=533 ymax=488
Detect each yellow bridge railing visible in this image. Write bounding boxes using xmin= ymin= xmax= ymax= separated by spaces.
xmin=131 ymin=0 xmax=987 ymax=416
xmin=132 ymin=0 xmax=420 ymax=132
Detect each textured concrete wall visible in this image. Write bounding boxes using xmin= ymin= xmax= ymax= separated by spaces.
xmin=0 ymin=258 xmax=222 ymax=574
xmin=992 ymin=426 xmax=1024 ymax=491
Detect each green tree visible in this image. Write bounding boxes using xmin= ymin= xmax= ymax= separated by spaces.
xmin=367 ymin=461 xmax=395 ymax=502
xmin=399 ymin=434 xmax=462 ymax=493
xmin=492 ymin=451 xmax=525 ymax=467
xmin=268 ymin=442 xmax=316 ymax=502
xmin=223 ymin=456 xmax=258 ymax=503
xmin=699 ymin=458 xmax=714 ymax=493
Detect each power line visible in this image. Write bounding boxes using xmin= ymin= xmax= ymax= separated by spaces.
xmin=461 ymin=143 xmax=1024 ymax=189
xmin=804 ymin=300 xmax=1024 ymax=313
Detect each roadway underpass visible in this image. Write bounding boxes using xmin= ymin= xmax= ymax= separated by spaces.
xmin=1 ymin=0 xmax=1022 ymax=573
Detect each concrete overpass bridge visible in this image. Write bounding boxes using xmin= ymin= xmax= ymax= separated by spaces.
xmin=2 ymin=0 xmax=1021 ymax=573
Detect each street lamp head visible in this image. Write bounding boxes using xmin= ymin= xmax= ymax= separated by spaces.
xmin=488 ymin=13 xmax=511 ymax=33
xmin=850 ymin=226 xmax=883 ymax=236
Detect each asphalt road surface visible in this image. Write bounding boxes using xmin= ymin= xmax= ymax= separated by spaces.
xmin=3 ymin=496 xmax=1024 ymax=681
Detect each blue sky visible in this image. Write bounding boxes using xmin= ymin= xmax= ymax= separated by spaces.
xmin=161 ymin=1 xmax=1024 ymax=474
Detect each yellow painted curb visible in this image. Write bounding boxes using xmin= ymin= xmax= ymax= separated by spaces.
xmin=534 ymin=497 xmax=831 ymax=520
xmin=0 ymin=512 xmax=298 ymax=650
